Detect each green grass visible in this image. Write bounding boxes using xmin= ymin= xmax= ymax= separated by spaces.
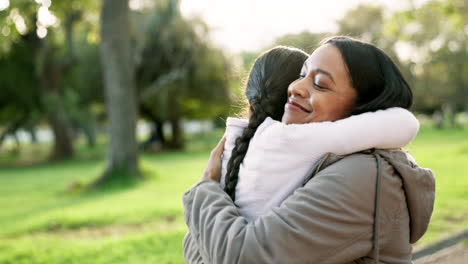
xmin=0 ymin=131 xmax=221 ymax=264
xmin=0 ymin=127 xmax=466 ymax=263
xmin=407 ymin=126 xmax=468 ymax=245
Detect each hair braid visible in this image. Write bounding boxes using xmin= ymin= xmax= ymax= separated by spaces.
xmin=224 ymin=46 xmax=308 ymax=202
xmin=224 ymin=98 xmax=269 ymax=201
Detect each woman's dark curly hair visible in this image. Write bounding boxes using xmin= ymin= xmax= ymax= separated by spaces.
xmin=224 ymin=46 xmax=308 ymax=201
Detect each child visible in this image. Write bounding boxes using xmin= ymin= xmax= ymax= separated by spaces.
xmin=221 ymin=46 xmax=419 ymax=222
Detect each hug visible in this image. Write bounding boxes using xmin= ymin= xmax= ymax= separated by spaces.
xmin=183 ymin=36 xmax=435 ymax=264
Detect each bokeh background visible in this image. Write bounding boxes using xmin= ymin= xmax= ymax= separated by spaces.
xmin=0 ymin=0 xmax=467 ymax=263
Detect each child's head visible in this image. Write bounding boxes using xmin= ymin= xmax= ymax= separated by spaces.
xmin=244 ymin=46 xmax=309 ymax=121
xmin=225 ymin=46 xmax=308 ymax=201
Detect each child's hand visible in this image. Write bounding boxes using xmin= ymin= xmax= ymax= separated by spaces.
xmin=200 ymin=137 xmax=226 ymax=182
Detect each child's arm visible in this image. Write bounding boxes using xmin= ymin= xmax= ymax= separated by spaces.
xmin=263 ymin=107 xmax=419 ymax=156
xmin=220 ymin=117 xmax=248 ymax=189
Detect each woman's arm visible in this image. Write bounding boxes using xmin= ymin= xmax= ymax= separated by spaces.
xmin=267 ymin=107 xmax=419 ymax=155
xmin=182 ymin=136 xmax=226 ymax=264
xmin=184 ymin=153 xmax=382 ymax=264
xmin=183 ymin=231 xmax=208 ymax=263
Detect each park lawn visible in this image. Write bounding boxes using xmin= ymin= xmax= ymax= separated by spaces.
xmin=407 ymin=126 xmax=468 ymax=245
xmin=0 ymin=127 xmax=467 ymax=263
xmin=0 ymin=132 xmax=219 ymax=264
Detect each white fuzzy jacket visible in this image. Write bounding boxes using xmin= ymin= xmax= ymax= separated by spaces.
xmin=221 ymin=107 xmax=419 ymax=221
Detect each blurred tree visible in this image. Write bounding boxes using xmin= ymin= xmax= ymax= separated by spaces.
xmin=95 ymin=0 xmax=141 ymax=185
xmin=1 ymin=0 xmax=232 ymax=159
xmin=0 ymin=0 xmax=100 ymax=158
xmin=272 ymin=31 xmax=330 ymax=54
xmin=134 ymin=0 xmax=232 ymax=150
xmin=65 ymin=39 xmax=103 ymax=149
xmin=335 ymin=1 xmax=468 ymax=124
xmin=0 ymin=32 xmax=40 ymax=149
xmin=337 ymin=4 xmax=385 ymax=45
xmin=336 ymin=4 xmax=407 ymax=68
xmin=391 ymin=0 xmax=467 ymax=124
xmin=41 ymin=0 xmax=104 ymax=156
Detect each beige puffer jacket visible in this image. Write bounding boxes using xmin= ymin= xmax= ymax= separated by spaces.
xmin=182 ymin=150 xmax=435 ymax=264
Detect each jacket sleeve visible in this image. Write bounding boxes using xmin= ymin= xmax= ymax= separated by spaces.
xmin=273 ymin=107 xmax=419 ymax=155
xmin=183 ymin=231 xmax=208 ymax=264
xmin=183 ymin=154 xmax=384 ymax=264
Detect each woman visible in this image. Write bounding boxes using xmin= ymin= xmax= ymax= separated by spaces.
xmin=183 ymin=36 xmax=435 ymax=264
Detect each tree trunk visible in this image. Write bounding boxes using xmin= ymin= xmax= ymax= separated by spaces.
xmin=79 ymin=120 xmax=96 ymax=148
xmin=95 ymin=0 xmax=140 ymax=185
xmin=140 ymin=104 xmax=166 ymax=146
xmin=168 ymin=93 xmax=184 ymax=149
xmin=26 ymin=126 xmax=38 ymax=144
xmin=36 ymin=11 xmax=79 ymax=161
xmin=0 ymin=135 xmax=4 ymax=150
xmin=46 ymin=103 xmax=75 ymax=159
xmin=442 ymin=102 xmax=456 ymax=129
xmin=169 ymin=117 xmax=183 ymax=149
xmin=155 ymin=118 xmax=166 ymax=146
xmin=39 ymin=44 xmax=75 ymax=160
xmin=0 ymin=117 xmax=27 ymax=150
xmin=12 ymin=132 xmax=21 ymax=150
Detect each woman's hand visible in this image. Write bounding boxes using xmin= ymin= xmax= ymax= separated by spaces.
xmin=200 ymin=137 xmax=226 ymax=182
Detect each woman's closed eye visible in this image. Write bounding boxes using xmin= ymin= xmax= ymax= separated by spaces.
xmin=299 ymin=72 xmax=330 ymax=90
xmin=313 ymin=81 xmax=328 ymax=90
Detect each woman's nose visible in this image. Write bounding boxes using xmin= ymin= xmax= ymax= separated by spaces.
xmin=289 ymin=79 xmax=309 ymax=99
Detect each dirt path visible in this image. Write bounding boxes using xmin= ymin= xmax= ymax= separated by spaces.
xmin=5 ymin=217 xmax=183 ymax=240
xmin=414 ymin=243 xmax=468 ymax=264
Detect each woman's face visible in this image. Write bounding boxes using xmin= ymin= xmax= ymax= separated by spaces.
xmin=282 ymin=44 xmax=357 ymax=124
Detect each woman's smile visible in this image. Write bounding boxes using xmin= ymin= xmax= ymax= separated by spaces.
xmin=285 ymin=99 xmax=312 ymax=113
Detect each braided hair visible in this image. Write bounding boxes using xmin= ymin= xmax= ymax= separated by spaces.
xmin=224 ymin=46 xmax=308 ymax=201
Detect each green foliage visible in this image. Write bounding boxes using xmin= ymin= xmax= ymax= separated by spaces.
xmin=0 ymin=0 xmax=37 ymax=54
xmin=337 ymin=4 xmax=385 ymax=45
xmin=134 ymin=1 xmax=232 ymax=121
xmin=0 ymin=0 xmax=103 ymax=158
xmin=394 ymin=0 xmax=468 ymax=113
xmin=1 ymin=0 xmax=467 ymax=133
xmin=0 ymin=37 xmax=39 ymax=123
xmin=272 ymin=31 xmax=330 ymax=54
xmin=329 ymin=1 xmax=468 ymax=114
